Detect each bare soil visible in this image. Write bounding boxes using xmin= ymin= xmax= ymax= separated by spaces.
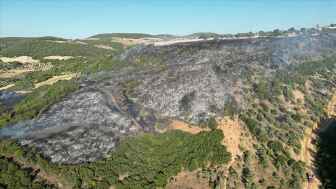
xmin=169 ymin=120 xmax=208 ymax=134
xmin=292 ymin=89 xmax=305 ymax=103
xmin=300 ymin=124 xmax=321 ymax=189
xmin=165 ymin=170 xmax=211 ymax=189
xmin=34 ymin=73 xmax=77 ymax=88
xmin=0 ymin=56 xmax=52 ymax=79
xmin=0 ymin=84 xmax=15 ymax=91
xmin=94 ymin=45 xmax=114 ymax=50
xmin=326 ymin=92 xmax=336 ymax=117
xmin=43 ymin=56 xmax=73 ymax=60
xmin=217 ymin=116 xmax=243 ymax=160
xmin=0 ymin=56 xmax=39 ymax=64
xmin=111 ymin=37 xmax=162 ymax=47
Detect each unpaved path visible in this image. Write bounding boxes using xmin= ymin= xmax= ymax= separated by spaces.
xmin=34 ymin=73 xmax=77 ymax=88
xmin=301 ymin=124 xmax=321 ymax=189
xmin=0 ymin=84 xmax=15 ymax=90
xmin=301 ymin=92 xmax=336 ymax=189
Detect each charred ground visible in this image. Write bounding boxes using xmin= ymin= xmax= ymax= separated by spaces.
xmin=1 ymin=29 xmax=336 ymax=188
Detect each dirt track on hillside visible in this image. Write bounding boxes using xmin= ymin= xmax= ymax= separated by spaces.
xmin=301 ymin=92 xmax=336 ymax=189
xmin=301 ymin=124 xmax=320 ymax=189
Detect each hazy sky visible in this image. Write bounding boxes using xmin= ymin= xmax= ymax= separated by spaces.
xmin=1 ymin=0 xmax=336 ymax=38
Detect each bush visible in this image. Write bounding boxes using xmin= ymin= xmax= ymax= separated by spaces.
xmin=241 ymin=116 xmax=267 ymax=142
xmin=207 ymin=117 xmax=218 ymax=130
xmin=0 ymin=157 xmax=55 ymax=189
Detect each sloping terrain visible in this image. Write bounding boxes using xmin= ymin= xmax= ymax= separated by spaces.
xmin=1 ymin=30 xmax=336 ymax=188
xmin=121 ymin=33 xmax=336 ymax=122
xmin=3 ymin=32 xmax=336 ymax=164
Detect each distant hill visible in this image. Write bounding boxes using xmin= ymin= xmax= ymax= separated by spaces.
xmin=0 ymin=37 xmax=113 ymax=58
xmin=188 ymin=32 xmax=223 ymax=39
xmin=90 ymin=33 xmax=156 ymax=39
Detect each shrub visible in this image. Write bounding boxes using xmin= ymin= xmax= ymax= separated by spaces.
xmin=0 ymin=157 xmax=55 ymax=189
xmin=207 ymin=117 xmax=218 ymax=130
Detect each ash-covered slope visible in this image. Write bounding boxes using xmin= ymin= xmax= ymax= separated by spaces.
xmin=0 ymin=84 xmax=158 ymax=164
xmin=121 ymin=33 xmax=336 ymax=121
xmin=1 ymin=32 xmax=336 ymax=164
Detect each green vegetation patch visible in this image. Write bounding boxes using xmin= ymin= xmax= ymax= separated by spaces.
xmin=0 ymin=130 xmax=231 ymax=189
xmin=0 ymin=80 xmax=79 ymax=128
xmin=0 ymin=38 xmax=112 ymax=59
xmin=0 ymin=156 xmax=55 ymax=189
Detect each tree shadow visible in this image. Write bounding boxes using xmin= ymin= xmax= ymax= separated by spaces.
xmin=314 ymin=118 xmax=336 ymax=189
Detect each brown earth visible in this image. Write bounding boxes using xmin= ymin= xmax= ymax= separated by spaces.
xmin=217 ymin=116 xmax=243 ymax=162
xmin=165 ymin=170 xmax=211 ymax=189
xmin=326 ymin=92 xmax=336 ymax=117
xmin=217 ymin=116 xmax=254 ymax=189
xmin=168 ymin=120 xmax=208 ymax=134
xmin=300 ymin=124 xmax=321 ymax=189
xmin=292 ymin=89 xmax=305 ymax=103
xmin=111 ymin=37 xmax=162 ymax=47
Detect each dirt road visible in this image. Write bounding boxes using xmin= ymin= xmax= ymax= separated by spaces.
xmin=301 ymin=124 xmax=321 ymax=189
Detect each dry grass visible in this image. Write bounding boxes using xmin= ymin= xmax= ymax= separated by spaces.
xmin=326 ymin=92 xmax=336 ymax=117
xmin=94 ymin=45 xmax=114 ymax=50
xmin=0 ymin=56 xmax=53 ymax=79
xmin=0 ymin=69 xmax=34 ymax=78
xmin=217 ymin=116 xmax=255 ymax=189
xmin=154 ymin=38 xmax=206 ymax=46
xmin=111 ymin=37 xmax=161 ymax=47
xmin=292 ymin=89 xmax=305 ymax=103
xmin=43 ymin=56 xmax=73 ymax=60
xmin=0 ymin=84 xmax=15 ymax=91
xmin=166 ymin=170 xmax=210 ymax=189
xmin=34 ymin=73 xmax=77 ymax=88
xmin=168 ymin=120 xmax=208 ymax=134
xmin=217 ymin=116 xmax=243 ymax=161
xmin=0 ymin=56 xmax=39 ymax=64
